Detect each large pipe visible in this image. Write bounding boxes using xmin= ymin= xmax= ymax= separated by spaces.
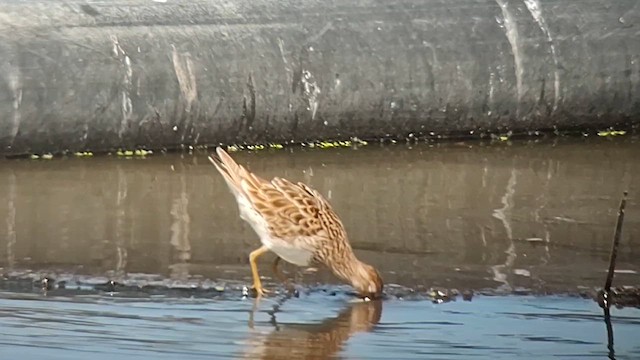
xmin=0 ymin=0 xmax=638 ymax=156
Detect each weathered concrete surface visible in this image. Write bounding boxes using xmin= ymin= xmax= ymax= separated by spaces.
xmin=0 ymin=0 xmax=639 ymax=156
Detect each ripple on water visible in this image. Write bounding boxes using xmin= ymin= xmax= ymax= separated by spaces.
xmin=1 ymin=293 xmax=639 ymax=359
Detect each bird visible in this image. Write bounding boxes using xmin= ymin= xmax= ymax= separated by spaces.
xmin=208 ymin=147 xmax=383 ymax=299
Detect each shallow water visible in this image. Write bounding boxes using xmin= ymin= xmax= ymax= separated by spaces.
xmin=0 ymin=136 xmax=638 ymax=292
xmin=1 ymin=136 xmax=640 ymax=358
xmin=1 ymin=292 xmax=639 ymax=359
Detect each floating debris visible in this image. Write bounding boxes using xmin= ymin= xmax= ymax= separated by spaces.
xmin=1 ymin=271 xmax=639 ymax=307
xmin=40 ymin=277 xmax=55 ymax=291
xmin=134 ymin=149 xmax=152 ymax=156
xmin=428 ymin=287 xmax=457 ymax=304
xmin=95 ymin=280 xmax=119 ymax=292
xmin=598 ymin=129 xmax=627 ymax=137
xmin=351 ymin=137 xmax=368 ymax=146
xmin=115 ymin=149 xmax=149 ymax=157
xmin=29 ymin=153 xmax=54 ymax=160
xmin=74 ymin=151 xmax=94 ymax=157
xmin=221 ymin=138 xmax=367 ymax=153
xmin=596 ymin=287 xmax=640 ymax=308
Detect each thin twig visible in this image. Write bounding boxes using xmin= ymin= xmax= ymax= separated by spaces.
xmin=604 ymin=191 xmax=628 ymax=293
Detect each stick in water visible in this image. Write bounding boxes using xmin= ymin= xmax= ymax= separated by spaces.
xmin=604 ymin=191 xmax=628 ymax=293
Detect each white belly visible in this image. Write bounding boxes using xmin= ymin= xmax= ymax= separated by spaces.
xmin=263 ymin=236 xmax=313 ymax=267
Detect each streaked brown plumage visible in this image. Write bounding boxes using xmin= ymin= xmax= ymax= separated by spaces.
xmin=208 ymin=147 xmax=383 ymax=298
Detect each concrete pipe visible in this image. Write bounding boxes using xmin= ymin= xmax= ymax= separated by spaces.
xmin=0 ymin=0 xmax=639 ymax=156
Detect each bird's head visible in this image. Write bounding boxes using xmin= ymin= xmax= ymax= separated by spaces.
xmin=351 ymin=262 xmax=384 ymax=299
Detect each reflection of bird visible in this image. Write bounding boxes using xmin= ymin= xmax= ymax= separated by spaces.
xmin=208 ymin=147 xmax=383 ymax=298
xmin=243 ymin=300 xmax=383 ymax=359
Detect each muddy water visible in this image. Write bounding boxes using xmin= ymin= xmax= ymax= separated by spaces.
xmin=1 ymin=136 xmax=640 ymax=358
xmin=0 ymin=137 xmax=638 ymax=291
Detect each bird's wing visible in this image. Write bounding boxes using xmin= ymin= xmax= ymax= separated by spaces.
xmin=252 ymin=177 xmax=347 ymax=242
xmin=209 ymin=147 xmax=347 ymax=248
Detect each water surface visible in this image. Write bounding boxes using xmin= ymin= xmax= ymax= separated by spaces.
xmin=1 ymin=136 xmax=640 ymax=359
xmin=0 ymin=137 xmax=638 ymax=292
xmin=1 ymin=292 xmax=639 ymax=359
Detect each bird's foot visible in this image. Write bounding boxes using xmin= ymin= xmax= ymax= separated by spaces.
xmin=251 ymin=285 xmax=270 ymax=298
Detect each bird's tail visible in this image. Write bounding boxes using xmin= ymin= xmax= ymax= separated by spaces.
xmin=208 ymin=147 xmax=263 ymax=196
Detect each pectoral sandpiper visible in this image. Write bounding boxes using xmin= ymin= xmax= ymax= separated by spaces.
xmin=208 ymin=147 xmax=383 ymax=299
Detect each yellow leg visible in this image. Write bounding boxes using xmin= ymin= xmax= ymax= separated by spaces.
xmin=249 ymin=245 xmax=270 ymax=297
